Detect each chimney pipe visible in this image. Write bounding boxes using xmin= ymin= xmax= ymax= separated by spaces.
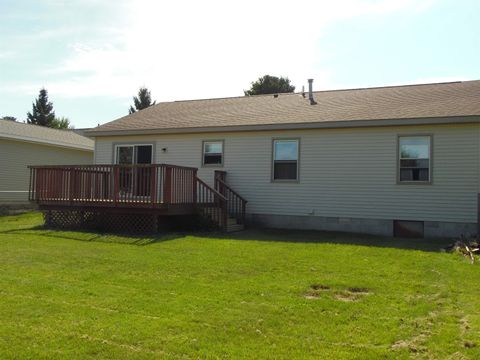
xmin=308 ymin=79 xmax=316 ymax=105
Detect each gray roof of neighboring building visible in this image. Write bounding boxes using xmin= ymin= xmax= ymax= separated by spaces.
xmin=87 ymin=80 xmax=480 ymax=136
xmin=0 ymin=120 xmax=94 ymax=151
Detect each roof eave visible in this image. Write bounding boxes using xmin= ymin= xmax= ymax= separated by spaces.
xmin=86 ymin=115 xmax=480 ymax=137
xmin=0 ymin=134 xmax=94 ymax=151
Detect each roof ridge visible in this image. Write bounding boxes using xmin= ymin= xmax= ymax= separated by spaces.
xmin=151 ymin=80 xmax=473 ymax=105
xmin=315 ymin=80 xmax=468 ymax=94
xmin=173 ymin=91 xmax=299 ymax=103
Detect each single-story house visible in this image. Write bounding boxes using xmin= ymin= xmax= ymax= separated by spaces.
xmin=0 ymin=120 xmax=94 ymax=205
xmin=29 ymin=80 xmax=479 ymax=238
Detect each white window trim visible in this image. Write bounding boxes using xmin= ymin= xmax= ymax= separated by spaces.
xmin=202 ymin=140 xmax=224 ymax=167
xmin=397 ymin=135 xmax=432 ymax=185
xmin=272 ymin=138 xmax=300 ymax=182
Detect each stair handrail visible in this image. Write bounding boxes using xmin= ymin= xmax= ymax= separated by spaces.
xmin=214 ymin=178 xmax=247 ymax=203
xmin=214 ymin=177 xmax=247 ymax=225
xmin=195 ymin=177 xmax=228 ymax=230
xmin=196 ymin=178 xmax=227 ymax=202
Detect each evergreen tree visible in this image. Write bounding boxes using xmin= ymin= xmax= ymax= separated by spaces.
xmin=1 ymin=116 xmax=16 ymax=121
xmin=27 ymin=88 xmax=55 ymax=126
xmin=129 ymin=87 xmax=156 ymax=114
xmin=244 ymin=75 xmax=295 ymax=96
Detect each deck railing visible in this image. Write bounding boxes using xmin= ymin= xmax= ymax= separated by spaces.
xmin=28 ymin=164 xmax=198 ymax=208
xmin=29 ymin=165 xmax=246 ymax=231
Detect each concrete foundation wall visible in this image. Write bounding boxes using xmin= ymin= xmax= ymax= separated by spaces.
xmin=248 ymin=213 xmax=477 ymax=238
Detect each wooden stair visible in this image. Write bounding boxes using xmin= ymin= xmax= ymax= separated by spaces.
xmin=199 ymin=207 xmax=245 ymax=232
xmin=226 ymin=217 xmax=245 ymax=232
xmin=196 ymin=174 xmax=247 ymax=232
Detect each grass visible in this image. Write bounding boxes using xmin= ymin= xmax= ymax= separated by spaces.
xmin=0 ymin=212 xmax=479 ymax=359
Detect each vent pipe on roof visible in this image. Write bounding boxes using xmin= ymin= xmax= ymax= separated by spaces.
xmin=308 ymin=79 xmax=317 ymax=105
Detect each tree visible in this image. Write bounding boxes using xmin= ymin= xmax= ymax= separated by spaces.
xmin=27 ymin=88 xmax=55 ymax=127
xmin=1 ymin=116 xmax=16 ymax=121
xmin=50 ymin=116 xmax=72 ymax=130
xmin=129 ymin=87 xmax=156 ymax=114
xmin=244 ymin=75 xmax=295 ymax=96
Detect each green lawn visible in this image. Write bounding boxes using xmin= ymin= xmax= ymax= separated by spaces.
xmin=0 ymin=212 xmax=479 ymax=359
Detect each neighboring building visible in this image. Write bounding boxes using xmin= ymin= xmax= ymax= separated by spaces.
xmin=0 ymin=120 xmax=94 ymax=204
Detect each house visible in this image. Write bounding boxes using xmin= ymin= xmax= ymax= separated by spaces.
xmin=30 ymin=80 xmax=480 ymax=237
xmin=0 ymin=120 xmax=94 ymax=205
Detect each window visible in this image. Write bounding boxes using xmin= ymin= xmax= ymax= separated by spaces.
xmin=398 ymin=136 xmax=431 ymax=183
xmin=273 ymin=139 xmax=299 ymax=181
xmin=203 ymin=141 xmax=223 ymax=166
xmin=115 ymin=144 xmax=153 ymax=165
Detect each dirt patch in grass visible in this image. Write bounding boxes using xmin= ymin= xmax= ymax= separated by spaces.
xmin=335 ymin=292 xmax=361 ymax=302
xmin=333 ymin=287 xmax=371 ymax=302
xmin=391 ymin=311 xmax=438 ymax=354
xmin=310 ymin=284 xmax=330 ymax=291
xmin=464 ymin=341 xmax=476 ymax=348
xmin=347 ymin=287 xmax=370 ymax=294
xmin=304 ymin=292 xmax=320 ymax=300
xmin=304 ymin=284 xmax=331 ymax=299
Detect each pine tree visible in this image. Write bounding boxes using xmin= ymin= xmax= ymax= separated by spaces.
xmin=129 ymin=87 xmax=156 ymax=114
xmin=27 ymin=88 xmax=55 ymax=126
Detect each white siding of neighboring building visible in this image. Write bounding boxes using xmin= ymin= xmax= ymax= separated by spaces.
xmin=0 ymin=139 xmax=93 ymax=204
xmin=94 ymin=123 xmax=480 ymax=224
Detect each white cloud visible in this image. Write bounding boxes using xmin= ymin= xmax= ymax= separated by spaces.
xmin=13 ymin=0 xmax=436 ymax=101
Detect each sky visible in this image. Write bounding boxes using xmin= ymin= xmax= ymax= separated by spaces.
xmin=0 ymin=0 xmax=478 ymax=129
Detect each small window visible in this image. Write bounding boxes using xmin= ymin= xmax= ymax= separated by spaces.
xmin=398 ymin=136 xmax=431 ymax=182
xmin=273 ymin=139 xmax=299 ymax=181
xmin=203 ymin=141 xmax=223 ymax=166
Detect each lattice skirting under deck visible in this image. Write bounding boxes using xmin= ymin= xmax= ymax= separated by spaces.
xmin=43 ymin=210 xmax=158 ymax=233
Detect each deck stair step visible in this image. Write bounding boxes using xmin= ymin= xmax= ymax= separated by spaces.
xmin=226 ymin=222 xmax=244 ymax=233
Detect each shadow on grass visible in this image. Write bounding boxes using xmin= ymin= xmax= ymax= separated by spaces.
xmin=0 ymin=223 xmax=452 ymax=252
xmin=0 ymin=225 xmax=187 ymax=246
xmin=206 ymin=228 xmax=453 ymax=252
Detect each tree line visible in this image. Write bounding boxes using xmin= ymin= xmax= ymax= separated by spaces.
xmin=1 ymin=75 xmax=295 ymax=128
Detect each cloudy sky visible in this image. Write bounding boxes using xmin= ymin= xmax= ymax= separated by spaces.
xmin=0 ymin=0 xmax=478 ymax=128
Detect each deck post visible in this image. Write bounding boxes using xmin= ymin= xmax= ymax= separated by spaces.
xmin=69 ymin=168 xmax=75 ymax=205
xmin=113 ymin=167 xmax=119 ymax=207
xmin=164 ymin=166 xmax=172 ymax=205
xmin=193 ymin=169 xmax=198 ymax=204
xmin=150 ymin=165 xmax=157 ymax=207
xmin=222 ymin=199 xmax=228 ymax=231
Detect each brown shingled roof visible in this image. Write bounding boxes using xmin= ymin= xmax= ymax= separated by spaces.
xmin=0 ymin=120 xmax=94 ymax=151
xmin=88 ymin=80 xmax=480 ymax=136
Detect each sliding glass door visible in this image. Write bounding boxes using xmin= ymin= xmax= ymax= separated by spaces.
xmin=115 ymin=145 xmax=153 ymax=196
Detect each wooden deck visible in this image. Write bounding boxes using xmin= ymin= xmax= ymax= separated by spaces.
xmin=29 ymin=164 xmax=247 ymax=231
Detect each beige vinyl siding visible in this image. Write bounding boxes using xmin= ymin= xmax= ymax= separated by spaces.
xmin=94 ymin=122 xmax=480 ymax=224
xmin=0 ymin=139 xmax=93 ymax=204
